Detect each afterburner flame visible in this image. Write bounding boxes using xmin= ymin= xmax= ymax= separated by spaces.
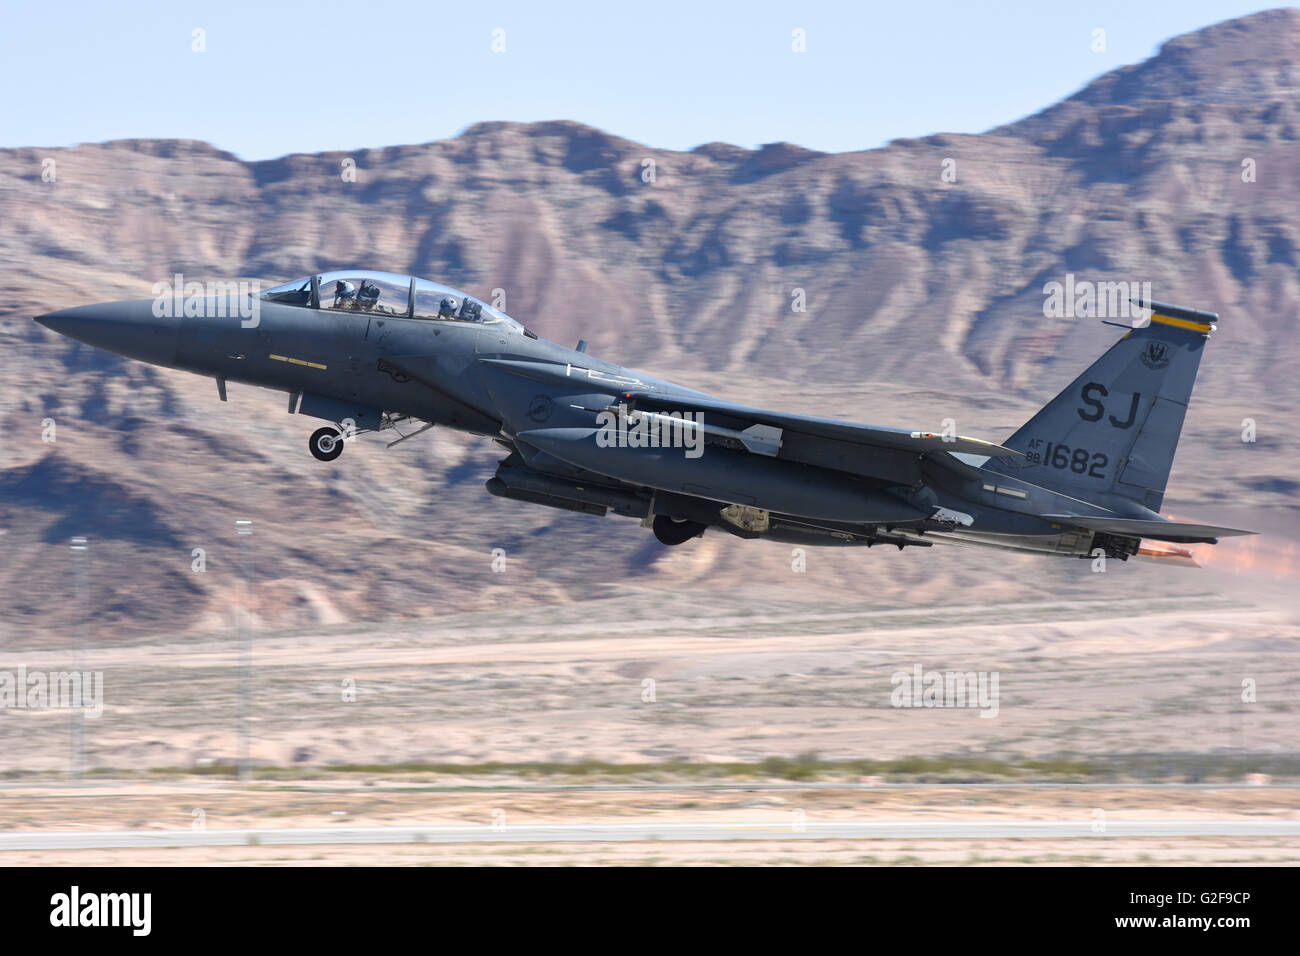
xmin=1163 ymin=514 xmax=1298 ymax=578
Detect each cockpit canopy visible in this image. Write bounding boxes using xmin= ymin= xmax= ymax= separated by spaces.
xmin=260 ymin=270 xmax=520 ymax=329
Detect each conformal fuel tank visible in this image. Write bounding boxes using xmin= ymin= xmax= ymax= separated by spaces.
xmin=516 ymin=426 xmax=926 ymax=524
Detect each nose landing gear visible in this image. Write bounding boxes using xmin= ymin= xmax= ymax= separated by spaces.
xmin=309 ymin=426 xmax=344 ymax=461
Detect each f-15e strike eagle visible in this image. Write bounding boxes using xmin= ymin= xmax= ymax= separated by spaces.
xmin=36 ymin=270 xmax=1253 ymax=560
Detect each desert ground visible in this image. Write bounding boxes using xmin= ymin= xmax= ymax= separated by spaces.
xmin=1 ymin=550 xmax=1297 ymax=865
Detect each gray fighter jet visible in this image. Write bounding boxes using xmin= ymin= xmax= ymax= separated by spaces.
xmin=35 ymin=270 xmax=1253 ymax=560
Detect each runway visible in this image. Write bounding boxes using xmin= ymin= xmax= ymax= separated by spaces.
xmin=3 ymin=819 xmax=1299 ymax=850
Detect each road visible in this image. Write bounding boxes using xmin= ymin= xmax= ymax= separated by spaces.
xmin=3 ymin=820 xmax=1299 ymax=850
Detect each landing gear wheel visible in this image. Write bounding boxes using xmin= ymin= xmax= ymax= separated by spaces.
xmin=652 ymin=515 xmax=707 ymax=546
xmin=309 ymin=426 xmax=344 ymax=462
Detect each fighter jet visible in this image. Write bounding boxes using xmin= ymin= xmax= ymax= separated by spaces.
xmin=35 ymin=270 xmax=1253 ymax=560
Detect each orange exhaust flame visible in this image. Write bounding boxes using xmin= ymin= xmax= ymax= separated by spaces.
xmin=1136 ymin=542 xmax=1199 ymax=567
xmin=1161 ymin=513 xmax=1299 ymax=579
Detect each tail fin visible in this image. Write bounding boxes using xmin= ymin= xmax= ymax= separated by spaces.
xmin=990 ymin=299 xmax=1218 ymax=512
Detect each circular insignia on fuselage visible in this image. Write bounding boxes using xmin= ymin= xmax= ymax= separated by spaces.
xmin=527 ymin=394 xmax=555 ymax=423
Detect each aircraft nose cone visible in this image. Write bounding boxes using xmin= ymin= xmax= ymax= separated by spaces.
xmin=34 ymin=308 xmax=103 ymax=338
xmin=34 ymin=309 xmax=73 ymax=332
xmin=35 ymin=301 xmax=180 ymax=367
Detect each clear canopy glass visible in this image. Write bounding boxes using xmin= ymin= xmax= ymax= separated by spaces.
xmin=260 ymin=270 xmax=518 ymax=328
xmin=260 ymin=276 xmax=312 ymax=305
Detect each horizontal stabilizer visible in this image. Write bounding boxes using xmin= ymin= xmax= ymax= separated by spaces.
xmin=1043 ymin=514 xmax=1256 ymax=544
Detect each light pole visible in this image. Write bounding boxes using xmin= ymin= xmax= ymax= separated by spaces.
xmin=69 ymin=535 xmax=87 ymax=780
xmin=235 ymin=519 xmax=253 ymax=782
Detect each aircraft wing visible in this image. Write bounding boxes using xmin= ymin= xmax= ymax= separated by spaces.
xmin=1042 ymin=514 xmax=1256 ymax=543
xmin=622 ymin=390 xmax=1022 ymax=459
xmin=474 ymin=357 xmax=1017 ymax=489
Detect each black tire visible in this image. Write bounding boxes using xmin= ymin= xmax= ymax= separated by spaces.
xmin=652 ymin=515 xmax=707 ymax=546
xmin=309 ymin=426 xmax=344 ymax=462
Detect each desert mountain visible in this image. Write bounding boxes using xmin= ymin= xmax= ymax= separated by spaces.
xmin=1 ymin=9 xmax=1297 ymax=642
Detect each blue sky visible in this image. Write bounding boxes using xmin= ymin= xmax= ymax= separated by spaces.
xmin=3 ymin=0 xmax=1278 ymax=159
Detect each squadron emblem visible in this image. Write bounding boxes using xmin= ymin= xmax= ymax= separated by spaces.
xmin=1139 ymin=341 xmax=1170 ymax=370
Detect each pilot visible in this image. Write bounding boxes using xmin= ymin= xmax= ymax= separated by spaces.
xmin=438 ymin=296 xmax=459 ymax=318
xmin=332 ymin=280 xmax=357 ymax=309
xmin=356 ymin=280 xmax=381 ymax=311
